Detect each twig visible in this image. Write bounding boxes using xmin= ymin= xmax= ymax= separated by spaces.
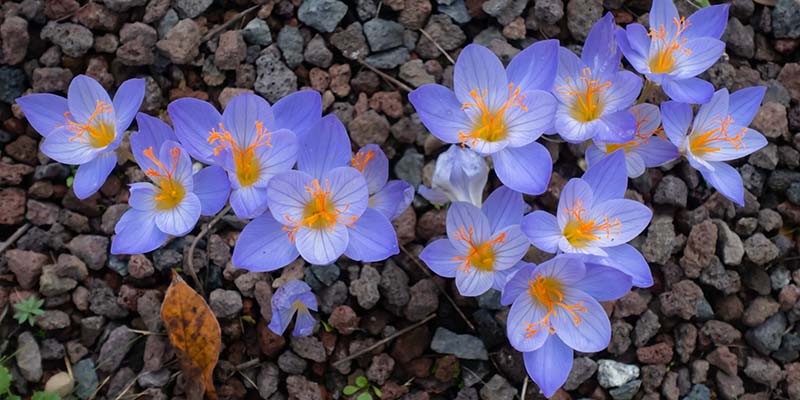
xmin=419 ymin=28 xmax=456 ymax=65
xmin=201 ymin=5 xmax=260 ymax=43
xmin=0 ymin=222 xmax=31 ymax=255
xmin=636 ymin=79 xmax=657 ymax=104
xmin=333 ymin=313 xmax=437 ymax=366
xmin=88 ymin=375 xmax=111 ymax=400
xmin=400 ymin=245 xmax=477 ymax=332
xmin=521 ymin=376 xmax=529 ymax=400
xmin=539 ymin=135 xmax=564 ymax=144
xmin=187 ymin=204 xmax=231 ymax=297
xmin=128 ymin=328 xmax=165 ymax=336
xmin=357 ymin=59 xmax=414 ymax=93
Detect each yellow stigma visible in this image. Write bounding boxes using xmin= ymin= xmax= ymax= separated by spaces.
xmin=450 ymin=226 xmax=506 ymax=272
xmin=143 ymin=146 xmax=186 ymax=210
xmin=60 ymin=100 xmax=116 ymax=148
xmin=524 ymin=274 xmax=587 ymax=337
xmin=648 ymin=16 xmax=692 ymax=74
xmin=208 ymin=121 xmax=272 ymax=187
xmin=561 ymin=199 xmax=621 ymax=248
xmin=557 ymin=68 xmax=611 ymax=123
xmin=458 ymin=83 xmax=528 ymax=147
xmin=283 ymin=179 xmax=357 ymax=242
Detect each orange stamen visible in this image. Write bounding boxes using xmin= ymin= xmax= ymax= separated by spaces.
xmin=282 ymin=179 xmax=357 ymax=242
xmin=351 ymin=149 xmax=375 ymax=173
xmin=451 ymin=226 xmax=506 ymax=272
xmin=524 ymin=274 xmax=588 ymax=337
xmin=458 ymin=83 xmax=528 ymax=147
xmin=58 ymin=100 xmax=115 ymax=148
xmin=561 ymin=199 xmax=621 ymax=248
xmin=143 ymin=146 xmax=185 ymax=210
xmin=557 ymin=68 xmax=612 ymax=122
xmin=648 ymin=16 xmax=692 ymax=74
xmin=207 ymin=121 xmax=272 ymax=187
xmin=689 ymin=114 xmax=746 ymax=157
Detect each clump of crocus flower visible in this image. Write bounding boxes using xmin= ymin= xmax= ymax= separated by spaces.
xmin=269 ymin=280 xmax=318 ymax=337
xmin=420 ymin=186 xmax=529 ymax=296
xmin=418 ymin=145 xmax=489 ymax=207
xmin=617 ymin=0 xmax=729 ymax=103
xmin=16 ymin=75 xmax=145 ymax=199
xmin=554 ymin=13 xmax=642 ymax=143
xmin=661 ymin=87 xmax=767 ymax=206
xmin=586 ymin=103 xmax=681 ymax=178
xmin=409 ymin=41 xmax=558 ymax=195
xmin=521 ymin=151 xmax=654 ymax=287
xmin=503 ymin=255 xmax=632 ymax=397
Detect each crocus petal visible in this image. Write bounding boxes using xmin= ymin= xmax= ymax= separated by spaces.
xmin=41 ymin=128 xmax=98 ymax=165
xmin=728 ymin=86 xmax=766 ymax=126
xmin=455 ymin=269 xmax=495 ymax=297
xmin=272 ymin=90 xmax=322 ymax=141
xmin=222 ymin=93 xmax=274 ymax=146
xmin=501 ymin=262 xmax=536 ymax=306
xmin=345 ymin=208 xmax=399 ymax=262
xmin=574 ymin=263 xmax=633 ymax=301
xmin=251 ymin=128 xmax=298 ymax=187
xmin=420 ymin=239 xmax=462 ymax=278
xmin=267 ymin=170 xmax=313 ymax=225
xmin=154 ymin=192 xmax=201 ymax=236
xmin=168 ymin=98 xmax=222 ymax=164
xmin=582 ymin=13 xmax=620 ymax=74
xmin=111 ymin=209 xmax=167 ymax=254
xmin=112 ymin=78 xmax=145 ymax=131
xmin=602 ymin=71 xmax=642 ymax=113
xmin=685 ymin=3 xmax=729 ymax=40
xmin=327 ymin=166 xmax=369 ymax=220
xmin=268 ymin=306 xmax=293 ymax=335
xmin=662 ymin=77 xmax=715 ymax=104
xmin=660 ymin=101 xmax=692 ymax=148
xmin=584 ymin=145 xmax=605 ymax=172
xmin=355 ymin=144 xmax=389 ymax=194
xmin=493 ymin=142 xmax=552 ymax=195
xmin=491 ymin=225 xmax=529 ymax=270
xmin=292 ymin=309 xmax=317 ymax=337
xmin=694 ymin=89 xmax=729 ymax=129
xmin=598 ymin=244 xmax=654 ymax=287
xmin=370 ymin=180 xmax=414 ymax=220
xmin=698 ymin=161 xmax=745 ymax=206
xmin=616 ymin=25 xmax=650 ymax=74
xmin=625 ymin=151 xmax=647 ymax=178
xmin=649 ymin=0 xmax=680 ymax=37
xmin=595 ymin=110 xmax=637 ymax=144
xmin=408 ymin=84 xmax=471 ymax=144
xmin=453 ymin=44 xmax=509 ymax=112
xmin=699 ymin=127 xmax=768 ymax=162
xmin=230 ymin=185 xmax=269 ymax=219
xmin=535 ymin=254 xmax=586 ymax=284
xmin=672 ymin=39 xmax=725 ymax=80
xmin=553 ymin=287 xmax=610 ymax=353
xmin=73 ymin=151 xmax=116 ymax=199
xmin=493 ymin=262 xmax=524 ymax=292
xmin=554 ymin=47 xmax=584 ymax=104
xmin=555 ymin=109 xmax=608 ymax=143
xmin=482 ymin=186 xmax=525 ymax=233
xmin=446 ymin=201 xmax=492 ymax=251
xmin=193 ymin=165 xmax=231 ymax=216
xmin=521 ymin=210 xmax=562 ymax=254
xmin=295 ymin=223 xmax=349 ymax=265
xmin=637 ymin=137 xmax=680 ymax=168
xmin=557 ymin=178 xmax=595 ymax=228
xmin=418 ymin=186 xmax=450 ymax=205
xmin=297 ymin=114 xmax=352 ymax=179
xmin=581 ymin=149 xmax=627 ymax=203
xmin=589 ymin=199 xmax=652 ymax=247
xmin=633 ymin=103 xmax=661 ymax=134
xmin=523 ymin=336 xmax=574 ymax=398
xmin=159 ymin=140 xmax=194 ymax=190
xmin=129 ymin=182 xmax=158 ymax=210
xmin=16 ymin=94 xmax=68 ymax=137
xmin=507 ymin=291 xmax=550 ymax=352
xmin=131 ymin=113 xmax=178 ymax=171
xmin=68 ymin=75 xmax=113 ymax=123
xmin=507 ymin=39 xmax=559 ymax=93
xmin=232 ymin=214 xmax=300 ymax=272
xmin=504 ymin=90 xmax=558 ymax=147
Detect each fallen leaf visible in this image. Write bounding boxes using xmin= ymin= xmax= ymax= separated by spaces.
xmin=161 ymin=271 xmax=221 ymax=400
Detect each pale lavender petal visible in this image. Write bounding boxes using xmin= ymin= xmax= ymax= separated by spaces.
xmin=272 ymin=90 xmax=322 ymax=141
xmin=582 ymin=13 xmax=620 ymax=74
xmin=728 ymin=86 xmax=766 ymax=126
xmin=637 ymin=136 xmax=680 ymax=167
xmin=292 ymin=309 xmax=317 ymax=337
xmin=507 ymin=293 xmax=550 ymax=352
xmin=68 ymin=75 xmax=113 ymax=123
xmin=693 ymin=89 xmax=729 ymax=133
xmin=453 ymin=44 xmax=509 ymax=112
xmin=112 ymin=78 xmax=145 ymax=131
xmin=660 ymin=100 xmax=692 ymax=148
xmin=132 ymin=113 xmax=178 ymax=171
xmin=232 ymin=214 xmax=300 ymax=272
xmin=616 ymin=25 xmax=650 ymax=74
xmin=698 ymin=161 xmax=745 ymax=206
xmin=420 ymin=239 xmax=461 ymax=279
xmin=154 ymin=192 xmax=201 ymax=236
xmin=672 ymin=38 xmax=725 ymax=80
xmin=506 ymin=39 xmax=559 ymax=92
xmin=167 ymin=98 xmax=222 ymax=164
xmin=574 ymin=263 xmax=632 ymax=301
xmin=129 ymin=182 xmax=158 ymax=211
xmin=491 ymin=225 xmax=529 ymax=270
xmin=521 ymin=210 xmax=561 ymax=253
xmin=482 ymin=185 xmax=524 ymax=233
xmin=111 ymin=209 xmax=166 ymax=254
xmin=41 ymin=128 xmax=98 ymax=165
xmin=501 ymin=262 xmax=536 ymax=305
xmin=535 ymin=255 xmax=586 ymax=284
xmin=327 ymin=166 xmax=369 ymax=221
xmin=222 ymin=93 xmax=273 ymax=147
xmin=633 ymin=103 xmax=661 ymax=134
xmin=297 ymin=114 xmax=352 ymax=179
xmin=662 ymin=77 xmax=714 ymax=104
xmin=267 ymin=170 xmax=312 ymax=226
xmin=598 ymin=244 xmax=654 ymax=287
xmin=493 ymin=142 xmax=552 ymax=195
xmin=230 ymin=185 xmax=269 ymax=219
xmin=699 ymin=127 xmax=767 ymax=162
xmin=16 ymin=94 xmax=68 ymax=137
xmin=73 ymin=151 xmax=116 ymax=199
xmin=418 ymin=186 xmax=450 ymax=205
xmin=555 ymin=108 xmax=607 ymax=143
xmin=345 ymin=208 xmax=399 ymax=262
xmin=455 ymin=269 xmax=494 ymax=297
xmin=553 ymin=288 xmax=610 ymax=352
xmin=625 ymin=152 xmax=647 ymax=178
xmin=504 ymin=90 xmax=557 ymax=147
xmin=251 ymin=128 xmax=298 ymax=187
xmin=581 ymin=149 xmax=627 ymax=203
xmin=554 ymin=47 xmax=584 ymax=105
xmin=295 ymin=223 xmax=349 ymax=265
xmin=354 ymin=144 xmax=388 ymax=194
xmin=408 ymin=84 xmax=471 ymax=144
xmin=649 ymin=0 xmax=680 ymax=37
xmin=602 ymin=71 xmax=642 ymax=113
xmin=595 ymin=110 xmax=637 ymax=144
xmin=589 ymin=199 xmax=652 ymax=247
xmin=447 ymin=201 xmax=492 ymax=251
xmin=557 ymin=178 xmax=595 ymax=228
xmin=685 ymin=3 xmax=729 ymax=39
xmin=193 ymin=165 xmax=230 ymax=216
xmin=523 ymin=336 xmax=574 ymax=398
xmin=370 ymin=180 xmax=414 ymax=220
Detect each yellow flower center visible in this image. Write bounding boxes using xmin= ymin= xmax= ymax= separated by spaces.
xmin=561 ymin=199 xmax=621 ymax=248
xmin=689 ymin=114 xmax=746 ymax=157
xmin=458 ymin=84 xmax=528 ymax=147
xmin=648 ymin=16 xmax=692 ymax=74
xmin=524 ymin=274 xmax=587 ymax=337
xmin=557 ymin=68 xmax=611 ymax=123
xmin=450 ymin=225 xmax=506 ymax=272
xmin=208 ymin=121 xmax=272 ymax=187
xmin=282 ymin=179 xmax=357 ymax=242
xmin=60 ymin=100 xmax=116 ymax=148
xmin=143 ymin=146 xmax=186 ymax=210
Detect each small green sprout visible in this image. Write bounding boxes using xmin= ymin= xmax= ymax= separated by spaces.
xmin=13 ymin=296 xmax=44 ymax=327
xmin=343 ymin=375 xmax=382 ymax=400
xmin=31 ymin=392 xmax=61 ymax=400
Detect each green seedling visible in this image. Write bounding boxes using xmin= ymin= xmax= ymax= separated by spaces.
xmin=343 ymin=375 xmax=382 ymax=400
xmin=13 ymin=296 xmax=44 ymax=327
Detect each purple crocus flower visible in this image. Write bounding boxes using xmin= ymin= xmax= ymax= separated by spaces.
xmin=16 ymin=75 xmax=145 ymax=199
xmin=503 ymin=255 xmax=632 ymax=397
xmin=168 ymin=91 xmax=321 ymax=219
xmin=409 ymin=41 xmax=558 ymax=195
xmin=661 ymin=87 xmax=767 ymax=206
xmin=586 ymin=103 xmax=680 ymax=178
xmin=350 ymin=144 xmax=414 ymax=220
xmin=418 ymin=145 xmax=489 ymax=207
xmin=111 ymin=113 xmax=230 ymax=254
xmin=269 ymin=280 xmax=318 ymax=337
xmin=521 ymin=151 xmax=653 ymax=287
xmin=419 ymin=186 xmax=530 ymax=296
xmin=616 ymin=0 xmax=729 ymax=104
xmin=554 ymin=13 xmax=642 ymax=144
xmin=233 ymin=115 xmax=400 ymax=271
